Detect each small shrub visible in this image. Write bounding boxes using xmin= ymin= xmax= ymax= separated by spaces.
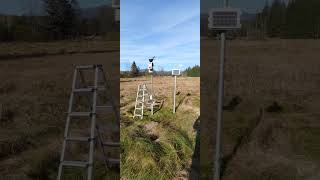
xmin=224 ymin=96 xmax=242 ymax=111
xmin=266 ymin=101 xmax=284 ymax=113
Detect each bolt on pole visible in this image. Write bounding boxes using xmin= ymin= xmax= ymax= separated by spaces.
xmin=214 ymin=1 xmax=228 ymax=180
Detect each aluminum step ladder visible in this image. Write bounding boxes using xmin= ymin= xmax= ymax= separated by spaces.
xmin=57 ymin=64 xmax=120 ymax=180
xmin=133 ymin=84 xmax=154 ymax=119
xmin=133 ymin=84 xmax=147 ymax=119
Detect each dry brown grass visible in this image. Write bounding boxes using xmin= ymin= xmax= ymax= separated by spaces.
xmin=201 ymin=39 xmax=320 ymax=179
xmin=0 ymin=40 xmax=119 ymax=59
xmin=120 ymin=76 xmax=199 ymax=109
xmin=0 ymin=49 xmax=119 ymax=179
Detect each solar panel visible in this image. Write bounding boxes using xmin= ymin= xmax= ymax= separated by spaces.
xmin=172 ymin=69 xmax=181 ymax=76
xmin=208 ymin=8 xmax=241 ymax=30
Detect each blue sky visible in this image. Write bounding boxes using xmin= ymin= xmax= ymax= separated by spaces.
xmin=120 ymin=0 xmax=200 ymax=71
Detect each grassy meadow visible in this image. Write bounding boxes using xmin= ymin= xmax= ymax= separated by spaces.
xmin=0 ymin=41 xmax=119 ymax=179
xmin=120 ymin=76 xmax=200 ymax=179
xmin=201 ymin=39 xmax=320 ymax=179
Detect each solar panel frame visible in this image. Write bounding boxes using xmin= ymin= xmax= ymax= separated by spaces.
xmin=172 ymin=69 xmax=181 ymax=76
xmin=208 ymin=8 xmax=241 ymax=30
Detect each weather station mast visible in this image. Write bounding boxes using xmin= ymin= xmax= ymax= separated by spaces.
xmin=208 ymin=0 xmax=241 ymax=180
xmin=148 ymin=57 xmax=155 ymax=101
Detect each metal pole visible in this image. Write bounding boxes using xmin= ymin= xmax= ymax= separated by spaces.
xmin=173 ymin=75 xmax=177 ymax=113
xmin=214 ymin=1 xmax=228 ymax=180
xmin=151 ymin=74 xmax=153 ymax=99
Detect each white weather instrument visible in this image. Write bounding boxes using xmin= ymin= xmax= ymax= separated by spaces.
xmin=208 ymin=8 xmax=241 ymax=30
xmin=148 ymin=62 xmax=154 ymax=73
xmin=148 ymin=58 xmax=154 ymax=73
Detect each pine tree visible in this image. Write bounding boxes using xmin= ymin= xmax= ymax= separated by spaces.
xmin=267 ymin=0 xmax=286 ymax=37
xmin=130 ymin=61 xmax=140 ymax=77
xmin=42 ymin=0 xmax=78 ymax=39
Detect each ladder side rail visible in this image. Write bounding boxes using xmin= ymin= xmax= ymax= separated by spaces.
xmin=87 ymin=67 xmax=99 ymax=180
xmin=57 ymin=68 xmax=78 ymax=180
xmin=98 ymin=68 xmax=120 ymax=122
xmin=141 ymin=84 xmax=145 ymax=119
xmin=95 ymin=125 xmax=110 ymax=170
xmin=133 ymin=85 xmax=141 ymax=118
xmin=96 ymin=67 xmax=120 ymax=168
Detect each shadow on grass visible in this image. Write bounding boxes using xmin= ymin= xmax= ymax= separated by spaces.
xmin=189 ymin=117 xmax=200 ymax=180
xmin=153 ymin=100 xmax=164 ymax=114
xmin=220 ymin=108 xmax=264 ymax=179
xmin=175 ymin=93 xmax=188 ymax=112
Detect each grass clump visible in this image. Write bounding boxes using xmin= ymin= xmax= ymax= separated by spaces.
xmin=121 ymin=117 xmax=194 ymax=179
xmin=27 ymin=149 xmax=60 ymax=180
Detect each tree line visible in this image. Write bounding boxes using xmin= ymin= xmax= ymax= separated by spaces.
xmin=258 ymin=0 xmax=320 ymax=38
xmin=0 ymin=0 xmax=118 ymax=42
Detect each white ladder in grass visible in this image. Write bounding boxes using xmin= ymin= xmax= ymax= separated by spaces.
xmin=133 ymin=84 xmax=147 ymax=119
xmin=57 ymin=65 xmax=120 ymax=180
xmin=133 ymin=84 xmax=155 ymax=119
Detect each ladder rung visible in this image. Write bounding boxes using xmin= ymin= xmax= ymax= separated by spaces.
xmin=69 ymin=112 xmax=92 ymax=117
xmin=76 ymin=65 xmax=102 ymax=69
xmin=135 ymin=108 xmax=142 ymax=110
xmin=96 ymin=106 xmax=113 ymax=113
xmin=107 ymin=158 xmax=120 ymax=165
xmin=65 ymin=137 xmax=90 ymax=142
xmin=73 ymin=88 xmax=94 ymax=93
xmin=97 ymin=87 xmax=106 ymax=91
xmin=103 ymin=142 xmax=120 ymax=147
xmin=61 ymin=161 xmax=89 ymax=168
xmin=87 ymin=86 xmax=106 ymax=91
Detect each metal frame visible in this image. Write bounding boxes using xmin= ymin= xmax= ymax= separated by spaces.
xmin=57 ymin=65 xmax=120 ymax=180
xmin=133 ymin=84 xmax=154 ymax=119
xmin=172 ymin=69 xmax=181 ymax=76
